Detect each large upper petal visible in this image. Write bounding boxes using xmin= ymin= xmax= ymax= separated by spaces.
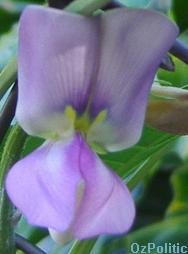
xmin=17 ymin=6 xmax=178 ymax=150
xmin=6 ymin=136 xmax=85 ymax=231
xmin=17 ymin=5 xmax=99 ymax=137
xmin=88 ymin=8 xmax=178 ymax=151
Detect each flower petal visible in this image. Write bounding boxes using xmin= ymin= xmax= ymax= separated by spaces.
xmin=17 ymin=5 xmax=99 ymax=136
xmin=6 ymin=136 xmax=85 ymax=231
xmin=6 ymin=134 xmax=135 ymax=240
xmin=88 ymin=8 xmax=178 ymax=152
xmin=72 ymin=138 xmax=135 ymax=238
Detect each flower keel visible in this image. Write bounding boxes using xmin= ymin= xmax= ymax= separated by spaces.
xmin=6 ymin=135 xmax=135 ymax=242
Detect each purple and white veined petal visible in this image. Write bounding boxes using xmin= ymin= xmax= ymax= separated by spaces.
xmin=17 ymin=6 xmax=178 ymax=148
xmin=6 ymin=136 xmax=85 ymax=231
xmin=88 ymin=9 xmax=178 ymax=152
xmin=6 ymin=134 xmax=135 ymax=240
xmin=17 ymin=5 xmax=99 ymax=137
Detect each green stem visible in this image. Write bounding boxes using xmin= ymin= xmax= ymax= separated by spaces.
xmin=0 ymin=83 xmax=18 ymax=144
xmin=0 ymin=125 xmax=27 ymax=254
xmin=16 ymin=234 xmax=46 ymax=254
xmin=0 ymin=58 xmax=17 ymax=100
xmin=65 ymin=0 xmax=112 ymax=15
xmin=68 ymin=239 xmax=97 ymax=254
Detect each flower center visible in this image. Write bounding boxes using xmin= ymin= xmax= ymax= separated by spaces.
xmin=64 ymin=105 xmax=107 ymax=135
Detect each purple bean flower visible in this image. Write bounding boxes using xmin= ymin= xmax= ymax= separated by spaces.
xmin=6 ymin=5 xmax=178 ymax=244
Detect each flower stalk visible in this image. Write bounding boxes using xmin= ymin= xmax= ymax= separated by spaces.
xmin=0 ymin=125 xmax=27 ymax=254
xmin=0 ymin=83 xmax=18 ymax=144
xmin=170 ymin=39 xmax=188 ymax=64
xmin=16 ymin=234 xmax=46 ymax=254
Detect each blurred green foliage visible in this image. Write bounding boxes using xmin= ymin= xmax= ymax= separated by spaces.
xmin=158 ymin=57 xmax=188 ymax=88
xmin=0 ymin=8 xmax=18 ymax=34
xmin=173 ymin=0 xmax=188 ymax=32
xmin=118 ymin=0 xmax=149 ymax=7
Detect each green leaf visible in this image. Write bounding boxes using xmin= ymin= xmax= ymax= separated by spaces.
xmin=158 ymin=57 xmax=188 ymax=88
xmin=172 ymin=0 xmax=188 ymax=32
xmin=0 ymin=8 xmax=19 ymax=34
xmin=16 ymin=217 xmax=48 ymax=244
xmin=21 ymin=136 xmax=44 ymax=157
xmin=101 ymin=126 xmax=176 ymax=180
xmin=167 ymin=165 xmax=188 ymax=217
xmin=95 ymin=214 xmax=188 ymax=254
xmin=0 ymin=25 xmax=18 ymax=70
xmin=68 ymin=239 xmax=97 ymax=254
xmin=126 ymin=215 xmax=188 ymax=246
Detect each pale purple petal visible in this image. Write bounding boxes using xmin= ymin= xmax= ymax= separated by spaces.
xmin=72 ymin=137 xmax=135 ymax=238
xmin=6 ymin=135 xmax=135 ymax=237
xmin=88 ymin=9 xmax=178 ymax=151
xmin=17 ymin=5 xmax=99 ymax=136
xmin=6 ymin=136 xmax=85 ymax=231
xmin=17 ymin=6 xmax=178 ymax=148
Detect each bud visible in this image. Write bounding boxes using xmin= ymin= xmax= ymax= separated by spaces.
xmin=146 ymin=85 xmax=188 ymax=135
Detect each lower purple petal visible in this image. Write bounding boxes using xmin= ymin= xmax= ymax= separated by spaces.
xmin=6 ymin=134 xmax=135 ymax=239
xmin=6 ymin=137 xmax=84 ymax=231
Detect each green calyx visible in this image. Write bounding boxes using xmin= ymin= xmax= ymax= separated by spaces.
xmin=65 ymin=105 xmax=107 ymax=135
xmin=64 ymin=105 xmax=108 ymax=154
xmin=42 ymin=106 xmax=108 ymax=154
